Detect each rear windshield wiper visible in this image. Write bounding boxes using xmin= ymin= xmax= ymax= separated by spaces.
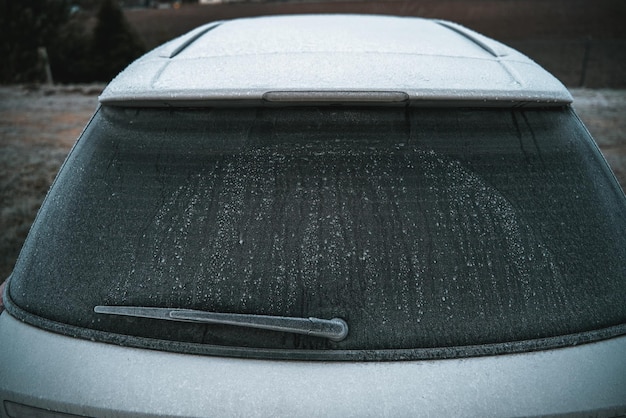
xmin=94 ymin=305 xmax=348 ymax=342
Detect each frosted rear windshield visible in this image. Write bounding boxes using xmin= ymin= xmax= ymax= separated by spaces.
xmin=7 ymin=106 xmax=626 ymax=360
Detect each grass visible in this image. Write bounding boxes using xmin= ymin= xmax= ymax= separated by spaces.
xmin=0 ymin=86 xmax=97 ymax=280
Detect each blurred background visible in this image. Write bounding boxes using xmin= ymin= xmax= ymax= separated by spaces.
xmin=2 ymin=0 xmax=625 ymax=86
xmin=1 ymin=0 xmax=625 ymax=280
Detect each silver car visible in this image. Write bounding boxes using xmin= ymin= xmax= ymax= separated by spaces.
xmin=1 ymin=14 xmax=625 ymax=417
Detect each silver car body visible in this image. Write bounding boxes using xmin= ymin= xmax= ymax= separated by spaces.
xmin=99 ymin=15 xmax=571 ymax=107
xmin=1 ymin=15 xmax=625 ymax=417
xmin=2 ymin=313 xmax=626 ymax=417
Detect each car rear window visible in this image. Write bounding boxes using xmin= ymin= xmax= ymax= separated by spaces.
xmin=6 ymin=106 xmax=626 ymax=360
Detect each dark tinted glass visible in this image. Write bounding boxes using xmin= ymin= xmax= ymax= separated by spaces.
xmin=8 ymin=106 xmax=626 ymax=359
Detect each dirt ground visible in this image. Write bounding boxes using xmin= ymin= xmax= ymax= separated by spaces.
xmin=0 ymin=85 xmax=625 ymax=281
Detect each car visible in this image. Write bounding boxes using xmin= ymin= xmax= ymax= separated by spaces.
xmin=1 ymin=14 xmax=625 ymax=417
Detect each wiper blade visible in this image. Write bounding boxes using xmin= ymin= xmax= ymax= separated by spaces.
xmin=94 ymin=305 xmax=348 ymax=342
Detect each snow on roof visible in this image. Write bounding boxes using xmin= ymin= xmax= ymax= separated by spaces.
xmin=99 ymin=14 xmax=572 ymax=107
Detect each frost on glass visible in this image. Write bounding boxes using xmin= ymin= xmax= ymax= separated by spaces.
xmin=11 ymin=106 xmax=626 ymax=352
xmin=148 ymin=148 xmax=567 ymax=347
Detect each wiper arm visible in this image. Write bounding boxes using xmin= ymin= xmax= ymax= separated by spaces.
xmin=94 ymin=305 xmax=348 ymax=342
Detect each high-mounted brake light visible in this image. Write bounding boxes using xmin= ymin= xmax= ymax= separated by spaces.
xmin=262 ymin=91 xmax=409 ymax=104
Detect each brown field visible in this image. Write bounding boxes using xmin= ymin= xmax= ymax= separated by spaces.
xmin=126 ymin=0 xmax=626 ymax=45
xmin=125 ymin=0 xmax=626 ymax=87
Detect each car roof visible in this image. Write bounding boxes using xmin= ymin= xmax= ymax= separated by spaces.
xmin=99 ymin=14 xmax=572 ymax=107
